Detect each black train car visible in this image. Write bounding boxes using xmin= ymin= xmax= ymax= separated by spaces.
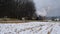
xmin=0 ymin=0 xmax=36 ymax=20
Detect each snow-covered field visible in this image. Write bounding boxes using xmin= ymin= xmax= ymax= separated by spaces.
xmin=0 ymin=22 xmax=60 ymax=34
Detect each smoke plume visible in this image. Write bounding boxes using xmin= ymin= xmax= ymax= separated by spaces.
xmin=35 ymin=6 xmax=51 ymax=17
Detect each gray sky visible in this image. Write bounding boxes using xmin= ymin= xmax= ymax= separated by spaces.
xmin=33 ymin=0 xmax=60 ymax=17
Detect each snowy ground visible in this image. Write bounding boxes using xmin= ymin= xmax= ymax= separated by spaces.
xmin=0 ymin=22 xmax=60 ymax=34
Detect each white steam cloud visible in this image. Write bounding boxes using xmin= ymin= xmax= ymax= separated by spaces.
xmin=35 ymin=6 xmax=51 ymax=17
xmin=33 ymin=0 xmax=60 ymax=17
xmin=33 ymin=0 xmax=52 ymax=17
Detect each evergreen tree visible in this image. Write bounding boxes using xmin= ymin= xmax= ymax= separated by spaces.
xmin=0 ymin=0 xmax=36 ymax=20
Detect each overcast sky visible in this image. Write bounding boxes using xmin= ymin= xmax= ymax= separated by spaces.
xmin=33 ymin=0 xmax=60 ymax=17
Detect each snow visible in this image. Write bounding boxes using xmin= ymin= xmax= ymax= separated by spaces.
xmin=0 ymin=22 xmax=60 ymax=34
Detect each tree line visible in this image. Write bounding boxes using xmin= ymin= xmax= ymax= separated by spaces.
xmin=0 ymin=0 xmax=36 ymax=20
